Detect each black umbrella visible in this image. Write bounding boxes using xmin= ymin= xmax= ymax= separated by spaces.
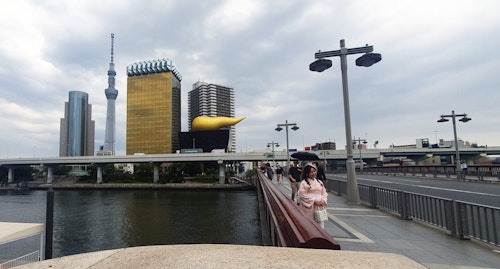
xmin=291 ymin=151 xmax=319 ymax=160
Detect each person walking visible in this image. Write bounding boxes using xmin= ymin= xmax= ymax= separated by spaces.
xmin=314 ymin=161 xmax=326 ymax=181
xmin=265 ymin=163 xmax=274 ymax=180
xmin=461 ymin=161 xmax=468 ymax=171
xmin=288 ymin=161 xmax=301 ymax=204
xmin=275 ymin=164 xmax=283 ymax=184
xmin=298 ymin=163 xmax=328 ymax=228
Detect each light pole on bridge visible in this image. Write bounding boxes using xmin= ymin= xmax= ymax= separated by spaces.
xmin=353 ymin=137 xmax=367 ymax=173
xmin=275 ymin=120 xmax=299 ymax=169
xmin=309 ymin=39 xmax=381 ymax=204
xmin=437 ymin=110 xmax=471 ymax=176
xmin=267 ymin=141 xmax=280 ymax=167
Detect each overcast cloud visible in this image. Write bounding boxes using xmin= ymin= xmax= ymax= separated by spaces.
xmin=1 ymin=0 xmax=499 ymax=158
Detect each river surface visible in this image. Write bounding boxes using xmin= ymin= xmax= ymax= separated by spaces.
xmin=0 ymin=189 xmax=262 ymax=259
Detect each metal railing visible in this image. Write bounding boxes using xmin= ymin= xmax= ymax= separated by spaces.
xmin=327 ymin=179 xmax=500 ymax=247
xmin=456 ymin=201 xmax=500 ymax=245
xmin=0 ymin=250 xmax=40 ymax=268
xmin=363 ymin=165 xmax=500 ymax=182
xmin=256 ymin=172 xmax=340 ymax=250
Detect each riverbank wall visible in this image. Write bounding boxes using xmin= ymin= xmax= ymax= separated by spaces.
xmin=29 ymin=182 xmax=255 ymax=191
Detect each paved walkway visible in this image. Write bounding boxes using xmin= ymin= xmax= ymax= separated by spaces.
xmin=273 ymin=179 xmax=500 ymax=269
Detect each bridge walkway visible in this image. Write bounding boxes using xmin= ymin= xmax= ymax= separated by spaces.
xmin=271 ymin=177 xmax=500 ymax=269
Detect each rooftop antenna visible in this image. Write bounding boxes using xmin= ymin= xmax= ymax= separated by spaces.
xmin=110 ymin=33 xmax=114 ymax=63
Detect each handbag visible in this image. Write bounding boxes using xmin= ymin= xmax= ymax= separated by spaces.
xmin=314 ymin=205 xmax=328 ymax=222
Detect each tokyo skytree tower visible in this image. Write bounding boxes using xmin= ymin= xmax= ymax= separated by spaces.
xmin=104 ymin=33 xmax=118 ymax=155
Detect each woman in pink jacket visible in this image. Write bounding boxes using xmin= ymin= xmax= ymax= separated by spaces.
xmin=298 ymin=163 xmax=328 ymax=228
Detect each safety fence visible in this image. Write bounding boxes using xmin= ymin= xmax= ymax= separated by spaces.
xmin=256 ymin=172 xmax=340 ymax=250
xmin=362 ymin=165 xmax=500 ymax=182
xmin=327 ymin=179 xmax=499 ymax=247
xmin=0 ymin=250 xmax=40 ymax=268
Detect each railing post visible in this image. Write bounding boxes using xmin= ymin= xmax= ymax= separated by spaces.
xmin=397 ymin=191 xmax=411 ymax=220
xmin=369 ymin=186 xmax=377 ymax=208
xmin=456 ymin=202 xmax=469 ymax=240
xmin=335 ymin=180 xmax=342 ymax=196
xmin=45 ymin=188 xmax=54 ymax=260
xmin=445 ymin=200 xmax=457 ymax=236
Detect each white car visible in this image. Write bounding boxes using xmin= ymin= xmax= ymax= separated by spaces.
xmin=354 ymin=160 xmax=367 ymax=168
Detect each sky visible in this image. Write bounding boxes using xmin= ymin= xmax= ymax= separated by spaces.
xmin=1 ymin=0 xmax=499 ymax=158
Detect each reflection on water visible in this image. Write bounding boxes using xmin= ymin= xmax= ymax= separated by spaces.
xmin=0 ymin=189 xmax=261 ymax=258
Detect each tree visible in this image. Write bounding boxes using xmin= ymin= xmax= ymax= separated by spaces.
xmin=135 ymin=163 xmax=153 ymax=177
xmin=53 ymin=165 xmax=71 ymax=175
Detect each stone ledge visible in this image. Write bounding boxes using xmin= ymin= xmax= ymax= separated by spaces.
xmin=17 ymin=244 xmax=426 ymax=269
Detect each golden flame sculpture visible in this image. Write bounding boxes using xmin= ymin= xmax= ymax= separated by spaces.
xmin=192 ymin=116 xmax=245 ymax=131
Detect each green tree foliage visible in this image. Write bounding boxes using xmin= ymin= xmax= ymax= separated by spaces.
xmin=103 ymin=164 xmax=116 ymax=175
xmin=53 ymin=165 xmax=72 ymax=175
xmin=206 ymin=168 xmax=218 ymax=178
xmin=182 ymin=162 xmax=204 ymax=176
xmin=0 ymin=167 xmax=8 ymax=180
xmin=135 ymin=163 xmax=153 ymax=177
xmin=226 ymin=169 xmax=235 ymax=177
xmin=0 ymin=166 xmax=34 ymax=181
xmin=160 ymin=163 xmax=183 ymax=183
xmin=245 ymin=169 xmax=257 ymax=180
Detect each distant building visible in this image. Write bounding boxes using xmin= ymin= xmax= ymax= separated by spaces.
xmin=179 ymin=129 xmax=230 ymax=153
xmin=59 ymin=91 xmax=95 ymax=156
xmin=392 ymin=138 xmax=469 ymax=149
xmin=416 ymin=138 xmax=430 ymax=148
xmin=188 ymin=81 xmax=236 ymax=152
xmin=437 ymin=138 xmax=467 ymax=148
xmin=312 ymin=142 xmax=336 ymax=150
xmin=126 ymin=59 xmax=182 ymax=154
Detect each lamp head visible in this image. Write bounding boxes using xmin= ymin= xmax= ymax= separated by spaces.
xmin=291 ymin=126 xmax=299 ymax=131
xmin=459 ymin=117 xmax=471 ymax=122
xmin=356 ymin=53 xmax=382 ymax=67
xmin=309 ymin=59 xmax=332 ymax=72
xmin=275 ymin=126 xmax=283 ymax=132
xmin=437 ymin=118 xmax=449 ymax=123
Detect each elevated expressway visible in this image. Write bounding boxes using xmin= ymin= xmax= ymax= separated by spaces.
xmin=1 ymin=147 xmax=499 ymax=183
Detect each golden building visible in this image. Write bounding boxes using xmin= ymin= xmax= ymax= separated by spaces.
xmin=126 ymin=59 xmax=182 ymax=154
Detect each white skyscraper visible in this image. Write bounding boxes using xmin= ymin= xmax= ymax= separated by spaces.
xmin=103 ymin=33 xmax=118 ymax=155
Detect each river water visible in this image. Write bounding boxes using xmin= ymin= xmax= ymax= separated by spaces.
xmin=0 ymin=189 xmax=262 ymax=259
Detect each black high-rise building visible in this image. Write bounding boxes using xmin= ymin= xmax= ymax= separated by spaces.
xmin=188 ymin=81 xmax=236 ymax=152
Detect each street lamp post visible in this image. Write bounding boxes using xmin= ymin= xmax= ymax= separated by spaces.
xmin=437 ymin=110 xmax=471 ymax=176
xmin=320 ymin=150 xmax=330 ymax=172
xmin=267 ymin=141 xmax=280 ymax=167
xmin=309 ymin=39 xmax=381 ymax=204
xmin=275 ymin=120 xmax=299 ymax=169
xmin=353 ymin=137 xmax=367 ymax=173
